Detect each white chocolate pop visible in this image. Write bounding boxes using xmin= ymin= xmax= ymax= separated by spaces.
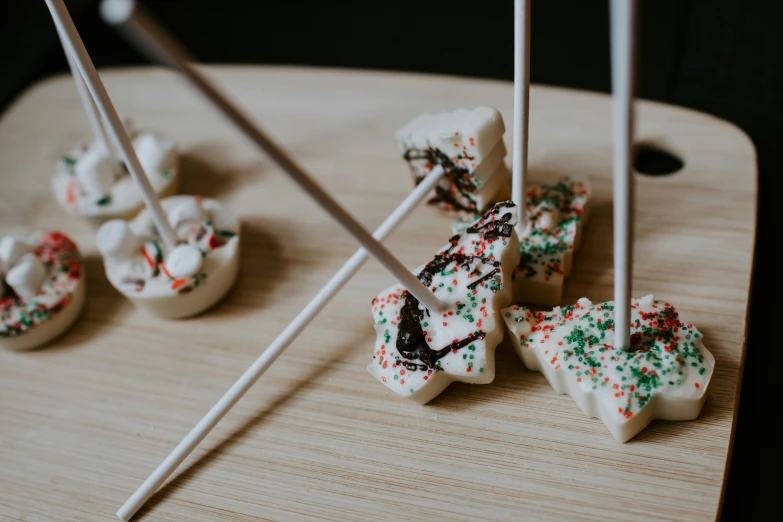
xmin=51 ymin=126 xmax=180 ymax=223
xmin=502 ymin=295 xmax=714 ymax=442
xmin=5 ymin=254 xmax=47 ymax=301
xmin=394 ymin=107 xmax=511 ymax=215
xmin=455 ymin=177 xmax=590 ymax=307
xmin=0 ymin=232 xmax=86 ymax=350
xmin=368 ymin=201 xmax=520 ymax=404
xmin=98 ymin=195 xmax=239 ymax=319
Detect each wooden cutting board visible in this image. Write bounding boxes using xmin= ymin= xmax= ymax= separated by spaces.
xmin=0 ymin=66 xmax=756 ymax=521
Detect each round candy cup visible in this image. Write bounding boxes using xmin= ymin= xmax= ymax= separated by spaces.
xmin=102 ymin=195 xmax=240 ymax=319
xmin=0 ymin=231 xmax=86 ymax=351
xmin=50 ymin=130 xmax=180 ymax=224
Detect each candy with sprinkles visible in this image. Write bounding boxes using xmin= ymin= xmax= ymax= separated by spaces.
xmin=98 ymin=195 xmax=240 ymax=319
xmin=394 ymin=107 xmax=511 ymax=215
xmin=454 ymin=177 xmax=590 ymax=306
xmin=368 ymin=200 xmax=520 ymax=404
xmin=50 ymin=124 xmax=181 ymax=224
xmin=0 ymin=231 xmax=86 ymax=351
xmin=502 ymin=295 xmax=714 ymax=442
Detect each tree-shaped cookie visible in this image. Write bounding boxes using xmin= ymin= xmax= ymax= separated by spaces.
xmin=368 ymin=201 xmax=520 ymax=404
xmin=502 ymin=295 xmax=714 ymax=442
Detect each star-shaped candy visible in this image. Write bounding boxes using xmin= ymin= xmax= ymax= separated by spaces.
xmin=368 ymin=201 xmax=521 ymax=404
xmin=502 ymin=295 xmax=714 ymax=442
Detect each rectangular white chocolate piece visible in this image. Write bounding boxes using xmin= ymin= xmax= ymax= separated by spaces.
xmin=394 ymin=107 xmax=510 ymax=213
xmin=502 ymin=295 xmax=714 ymax=442
xmin=368 ymin=201 xmax=520 ymax=404
xmin=512 ymin=177 xmax=590 ymax=306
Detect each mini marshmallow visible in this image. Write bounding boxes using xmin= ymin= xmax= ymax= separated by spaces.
xmin=164 ymin=244 xmax=203 ymax=279
xmin=74 ymin=144 xmax=118 ymax=198
xmin=97 ymin=220 xmax=143 ymax=261
xmin=5 ymin=253 xmax=47 ymax=301
xmin=395 ymin=107 xmax=510 ymax=213
xmin=0 ymin=236 xmax=35 ymax=275
xmin=168 ymin=198 xmax=207 ymax=236
xmin=133 ymin=132 xmax=176 ymax=177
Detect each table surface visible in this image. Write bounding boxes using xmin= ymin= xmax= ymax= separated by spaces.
xmin=0 ymin=66 xmax=756 ymax=521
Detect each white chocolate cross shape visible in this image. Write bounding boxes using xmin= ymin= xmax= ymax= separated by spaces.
xmin=368 ymin=201 xmax=521 ymax=404
xmin=502 ymin=295 xmax=714 ymax=442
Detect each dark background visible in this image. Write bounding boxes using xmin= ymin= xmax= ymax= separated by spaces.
xmin=1 ymin=1 xmax=778 ymax=518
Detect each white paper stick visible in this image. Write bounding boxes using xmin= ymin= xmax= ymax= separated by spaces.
xmin=512 ymin=0 xmax=531 ymax=234
xmin=100 ymin=0 xmax=444 ymax=314
xmin=115 ymin=165 xmax=445 ymax=521
xmin=44 ymin=0 xmax=178 ymax=249
xmin=54 ymin=23 xmax=112 ymax=153
xmin=610 ymin=0 xmax=637 ymax=350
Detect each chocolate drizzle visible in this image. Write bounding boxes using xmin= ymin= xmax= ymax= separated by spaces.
xmin=466 ymin=268 xmax=499 ymax=290
xmin=403 ymin=147 xmax=478 ymax=212
xmin=466 ymin=206 xmax=515 ymax=239
xmin=394 ymin=203 xmax=514 ymax=372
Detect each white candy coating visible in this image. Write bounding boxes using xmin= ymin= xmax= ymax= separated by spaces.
xmin=5 ymin=254 xmax=47 ymax=301
xmin=164 ymin=244 xmax=203 ymax=278
xmin=96 ymin=219 xmax=143 ymax=261
xmin=0 ymin=236 xmax=34 ymax=274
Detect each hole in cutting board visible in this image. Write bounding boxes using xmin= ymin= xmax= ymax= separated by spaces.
xmin=633 ymin=143 xmax=684 ymax=176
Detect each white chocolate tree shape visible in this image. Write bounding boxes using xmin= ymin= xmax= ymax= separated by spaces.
xmin=502 ymin=295 xmax=714 ymax=442
xmin=513 ymin=178 xmax=590 ymax=306
xmin=394 ymin=107 xmax=510 ymax=214
xmin=368 ymin=201 xmax=521 ymax=404
xmin=454 ymin=177 xmax=590 ymax=307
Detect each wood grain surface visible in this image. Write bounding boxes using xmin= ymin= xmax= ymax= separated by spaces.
xmin=0 ymin=66 xmax=756 ymax=521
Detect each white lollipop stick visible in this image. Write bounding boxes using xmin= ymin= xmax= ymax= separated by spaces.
xmin=53 ymin=19 xmax=112 ymax=153
xmin=44 ymin=0 xmax=178 ymax=249
xmin=512 ymin=0 xmax=531 ymax=234
xmin=610 ymin=0 xmax=637 ymax=350
xmin=100 ymin=0 xmax=444 ymax=314
xmin=115 ymin=165 xmax=445 ymax=521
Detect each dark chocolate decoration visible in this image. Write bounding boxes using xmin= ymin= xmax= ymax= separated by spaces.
xmin=395 ymin=203 xmax=514 ymax=372
xmin=403 ymin=146 xmax=478 ymax=212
